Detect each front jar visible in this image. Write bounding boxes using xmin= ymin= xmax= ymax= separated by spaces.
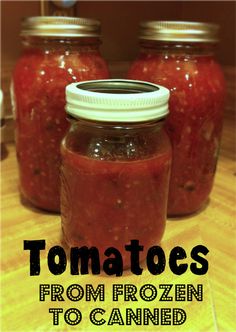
xmin=61 ymin=80 xmax=172 ymax=268
xmin=12 ymin=16 xmax=109 ymax=212
xmin=128 ymin=21 xmax=226 ymax=216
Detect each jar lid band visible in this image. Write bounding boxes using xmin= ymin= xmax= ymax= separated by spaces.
xmin=139 ymin=21 xmax=219 ymax=43
xmin=66 ymin=79 xmax=170 ymax=123
xmin=21 ymin=16 xmax=101 ymax=37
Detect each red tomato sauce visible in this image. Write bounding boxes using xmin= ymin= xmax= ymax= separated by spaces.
xmin=61 ymin=127 xmax=171 ymax=267
xmin=128 ymin=52 xmax=225 ymax=215
xmin=13 ymin=46 xmax=109 ymax=212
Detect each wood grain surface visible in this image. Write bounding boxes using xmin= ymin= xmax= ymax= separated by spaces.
xmin=1 ymin=70 xmax=236 ymax=331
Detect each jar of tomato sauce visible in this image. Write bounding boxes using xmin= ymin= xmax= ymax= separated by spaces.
xmin=12 ymin=16 xmax=109 ymax=212
xmin=61 ymin=79 xmax=171 ymax=267
xmin=127 ymin=21 xmax=226 ymax=216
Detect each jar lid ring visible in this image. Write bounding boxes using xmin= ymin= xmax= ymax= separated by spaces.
xmin=66 ymin=79 xmax=170 ymax=123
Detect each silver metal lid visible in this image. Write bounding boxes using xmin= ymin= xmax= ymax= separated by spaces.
xmin=21 ymin=16 xmax=101 ymax=37
xmin=139 ymin=21 xmax=219 ymax=43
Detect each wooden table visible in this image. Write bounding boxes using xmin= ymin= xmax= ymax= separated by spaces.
xmin=1 ymin=90 xmax=235 ymax=331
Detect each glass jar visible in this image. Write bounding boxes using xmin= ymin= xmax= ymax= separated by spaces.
xmin=61 ymin=79 xmax=172 ymax=268
xmin=12 ymin=16 xmax=109 ymax=212
xmin=128 ymin=21 xmax=226 ymax=216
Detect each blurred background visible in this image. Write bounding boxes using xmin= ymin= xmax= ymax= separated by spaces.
xmin=1 ymin=0 xmax=236 ymax=141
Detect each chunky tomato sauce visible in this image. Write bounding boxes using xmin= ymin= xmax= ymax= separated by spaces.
xmin=128 ymin=50 xmax=225 ymax=215
xmin=13 ymin=43 xmax=109 ymax=211
xmin=61 ymin=124 xmax=171 ymax=267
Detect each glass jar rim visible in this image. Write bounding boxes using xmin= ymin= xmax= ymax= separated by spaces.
xmin=66 ymin=79 xmax=170 ymax=123
xmin=139 ymin=21 xmax=219 ymax=43
xmin=21 ymin=16 xmax=101 ymax=37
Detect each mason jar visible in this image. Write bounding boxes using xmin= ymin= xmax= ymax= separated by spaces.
xmin=128 ymin=21 xmax=226 ymax=216
xmin=12 ymin=16 xmax=109 ymax=212
xmin=61 ymin=79 xmax=172 ymax=267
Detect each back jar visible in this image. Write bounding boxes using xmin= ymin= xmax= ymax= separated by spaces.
xmin=128 ymin=21 xmax=226 ymax=216
xmin=12 ymin=16 xmax=109 ymax=212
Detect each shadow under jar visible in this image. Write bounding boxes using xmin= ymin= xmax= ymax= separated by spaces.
xmin=61 ymin=79 xmax=172 ymax=268
xmin=127 ymin=21 xmax=226 ymax=216
xmin=12 ymin=16 xmax=109 ymax=212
